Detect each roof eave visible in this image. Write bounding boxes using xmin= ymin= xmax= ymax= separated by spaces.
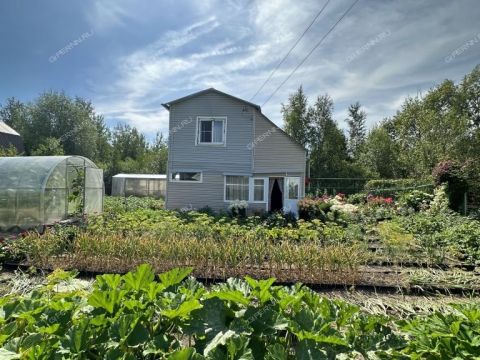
xmin=162 ymin=88 xmax=261 ymax=112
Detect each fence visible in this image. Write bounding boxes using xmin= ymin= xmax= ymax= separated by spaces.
xmin=307 ymin=178 xmax=368 ymax=196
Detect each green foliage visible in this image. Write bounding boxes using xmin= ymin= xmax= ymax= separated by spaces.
xmin=30 ymin=137 xmax=64 ymax=156
xmin=400 ymin=304 xmax=480 ymax=359
xmin=356 ymin=125 xmax=400 ymax=179
xmin=364 ymin=178 xmax=433 ymax=192
xmin=298 ymin=197 xmax=330 ymax=221
xmin=310 ymin=94 xmax=352 ymax=178
xmin=282 ymin=87 xmax=364 ymax=178
xmin=281 ymin=85 xmax=310 ymax=149
xmin=345 ymin=101 xmax=367 ymax=160
xmin=0 ymin=145 xmax=19 ymax=157
xmin=398 ymin=190 xmax=434 ymax=212
xmin=432 ymin=160 xmax=470 ymax=212
xmin=397 ymin=211 xmax=480 ymax=264
xmin=103 ymin=196 xmax=165 ymax=213
xmin=0 ymin=92 xmax=169 ymax=195
xmin=428 ymin=185 xmax=451 ymax=215
xmin=1 ymin=264 xmax=479 ymax=358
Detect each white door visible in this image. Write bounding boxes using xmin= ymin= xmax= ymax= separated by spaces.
xmin=284 ymin=177 xmax=300 ymax=216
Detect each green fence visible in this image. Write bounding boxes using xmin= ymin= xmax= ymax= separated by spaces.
xmin=307 ymin=178 xmax=368 ymax=196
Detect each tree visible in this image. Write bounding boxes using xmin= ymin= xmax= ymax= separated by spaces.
xmin=31 ymin=137 xmax=65 ymax=156
xmin=386 ymin=79 xmax=472 ymax=177
xmin=0 ymin=92 xmax=111 ymax=165
xmin=345 ymin=102 xmax=366 ymax=159
xmin=459 ymin=65 xmax=480 ymax=128
xmin=309 ymin=94 xmax=350 ymax=177
xmin=148 ymin=132 xmax=169 ymax=174
xmin=0 ymin=145 xmax=19 ymax=157
xmin=357 ymin=125 xmax=399 ymax=178
xmin=282 ymin=86 xmax=311 ymax=149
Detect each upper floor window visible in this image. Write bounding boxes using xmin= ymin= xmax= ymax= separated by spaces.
xmin=197 ymin=117 xmax=226 ymax=145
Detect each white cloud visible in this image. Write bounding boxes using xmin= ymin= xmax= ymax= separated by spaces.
xmin=85 ymin=0 xmax=134 ymax=33
xmin=86 ymin=0 xmax=480 ymax=138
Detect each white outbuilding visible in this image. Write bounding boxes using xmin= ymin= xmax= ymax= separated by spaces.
xmin=111 ymin=174 xmax=166 ymax=198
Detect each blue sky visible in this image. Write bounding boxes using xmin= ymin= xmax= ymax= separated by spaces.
xmin=1 ymin=0 xmax=479 ymax=140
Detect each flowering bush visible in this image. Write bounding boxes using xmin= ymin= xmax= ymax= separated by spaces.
xmin=299 ymin=194 xmax=360 ymax=221
xmin=432 ymin=160 xmax=468 ymax=212
xmin=298 ymin=196 xmax=332 ymax=221
xmin=366 ymin=195 xmax=394 ymax=207
xmin=228 ymin=200 xmax=248 ymax=218
xmin=428 ymin=185 xmax=450 ymax=215
xmin=398 ymin=190 xmax=434 ymax=212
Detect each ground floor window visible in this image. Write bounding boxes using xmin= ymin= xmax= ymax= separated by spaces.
xmin=171 ymin=171 xmax=202 ymax=182
xmin=225 ymin=175 xmax=249 ymax=201
xmin=252 ymin=178 xmax=266 ymax=202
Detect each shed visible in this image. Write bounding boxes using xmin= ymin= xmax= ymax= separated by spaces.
xmin=111 ymin=174 xmax=166 ymax=198
xmin=0 ymin=156 xmax=104 ymax=232
xmin=0 ymin=122 xmax=24 ymax=153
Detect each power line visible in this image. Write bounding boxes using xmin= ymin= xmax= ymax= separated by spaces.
xmin=261 ymin=0 xmax=360 ymax=108
xmin=250 ymin=0 xmax=331 ymax=102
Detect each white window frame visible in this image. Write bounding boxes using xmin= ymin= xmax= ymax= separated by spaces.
xmin=195 ymin=116 xmax=227 ymax=146
xmin=170 ymin=171 xmax=203 ymax=183
xmin=250 ymin=177 xmax=268 ymax=203
xmin=224 ymin=175 xmax=250 ymax=202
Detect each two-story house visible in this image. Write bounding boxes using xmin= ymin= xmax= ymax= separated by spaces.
xmin=162 ymin=88 xmax=306 ymax=215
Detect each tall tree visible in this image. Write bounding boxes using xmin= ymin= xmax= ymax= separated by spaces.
xmin=148 ymin=132 xmax=169 ymax=174
xmin=282 ymin=86 xmax=311 ymax=149
xmin=111 ymin=124 xmax=149 ymax=173
xmin=358 ymin=125 xmax=400 ymax=178
xmin=345 ymin=102 xmax=366 ymax=159
xmin=309 ymin=94 xmax=349 ymax=177
xmin=0 ymin=92 xmax=111 ymax=165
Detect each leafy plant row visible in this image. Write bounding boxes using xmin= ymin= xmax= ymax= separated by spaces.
xmin=1 ymin=265 xmax=479 ymax=359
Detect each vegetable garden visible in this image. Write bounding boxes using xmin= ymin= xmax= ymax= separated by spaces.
xmin=3 ymin=185 xmax=480 ymax=292
xmin=1 ymin=183 xmax=480 ymax=358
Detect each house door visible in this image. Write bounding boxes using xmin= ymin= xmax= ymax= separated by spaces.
xmin=284 ymin=177 xmax=300 ymax=216
xmin=269 ymin=178 xmax=283 ymax=212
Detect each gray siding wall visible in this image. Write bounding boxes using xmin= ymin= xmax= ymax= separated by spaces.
xmin=252 ymin=112 xmax=306 ymax=174
xmin=166 ymin=92 xmax=254 ymax=211
xmin=166 ymin=91 xmax=307 ymax=212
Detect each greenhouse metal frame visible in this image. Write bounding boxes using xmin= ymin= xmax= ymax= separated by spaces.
xmin=0 ymin=156 xmax=104 ymax=232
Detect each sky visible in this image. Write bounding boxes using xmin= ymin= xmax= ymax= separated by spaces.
xmin=1 ymin=0 xmax=479 ymax=140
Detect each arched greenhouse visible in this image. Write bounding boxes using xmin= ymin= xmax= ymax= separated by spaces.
xmin=0 ymin=156 xmax=104 ymax=232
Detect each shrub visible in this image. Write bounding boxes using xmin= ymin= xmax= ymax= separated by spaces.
xmin=228 ymin=200 xmax=248 ymax=218
xmin=432 ymin=160 xmax=469 ymax=212
xmin=346 ymin=192 xmax=368 ymax=204
xmin=198 ymin=206 xmax=216 ymax=217
xmin=366 ymin=195 xmax=394 ymax=208
xmin=298 ymin=197 xmax=330 ymax=221
xmin=261 ymin=211 xmax=297 ymax=228
xmin=398 ymin=190 xmax=434 ymax=212
xmin=428 ymin=185 xmax=450 ymax=214
xmin=364 ymin=178 xmax=433 ymax=192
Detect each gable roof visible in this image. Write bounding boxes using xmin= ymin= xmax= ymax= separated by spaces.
xmin=0 ymin=122 xmax=24 ymax=152
xmin=162 ymin=88 xmax=261 ymax=112
xmin=0 ymin=121 xmax=20 ymax=136
xmin=162 ymin=88 xmax=306 ymax=153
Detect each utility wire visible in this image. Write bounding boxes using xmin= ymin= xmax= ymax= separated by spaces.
xmin=261 ymin=0 xmax=360 ymax=107
xmin=250 ymin=0 xmax=331 ymax=102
